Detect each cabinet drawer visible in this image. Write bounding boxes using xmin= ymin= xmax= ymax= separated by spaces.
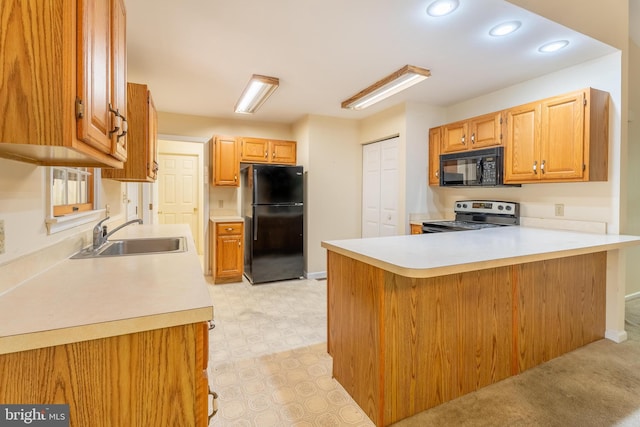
xmin=216 ymin=222 xmax=242 ymax=236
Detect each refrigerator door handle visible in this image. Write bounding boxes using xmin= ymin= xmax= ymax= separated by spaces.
xmin=253 ymin=207 xmax=258 ymax=241
xmin=253 ymin=167 xmax=258 ymax=204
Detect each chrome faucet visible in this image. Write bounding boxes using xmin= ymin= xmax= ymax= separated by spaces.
xmin=92 ymin=217 xmax=143 ymax=249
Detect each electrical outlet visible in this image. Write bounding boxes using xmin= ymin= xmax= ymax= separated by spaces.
xmin=554 ymin=204 xmax=565 ymax=217
xmin=0 ymin=219 xmax=5 ymax=254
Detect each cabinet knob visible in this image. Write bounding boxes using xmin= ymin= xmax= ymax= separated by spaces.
xmin=461 ymin=135 xmax=466 ymax=144
xmin=541 ymin=160 xmax=546 ymax=174
xmin=435 ymin=170 xmax=439 ymax=178
xmin=264 ymin=151 xmax=268 ymax=158
xmin=471 ymin=133 xmax=475 ymax=144
xmin=272 ymin=152 xmax=276 ymax=158
xmin=226 ymin=227 xmax=233 ymax=231
xmin=533 ymin=160 xmax=538 ymax=174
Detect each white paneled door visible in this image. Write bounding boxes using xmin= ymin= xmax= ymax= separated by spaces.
xmin=158 ymin=153 xmax=200 ymax=248
xmin=362 ymin=137 xmax=399 ymax=238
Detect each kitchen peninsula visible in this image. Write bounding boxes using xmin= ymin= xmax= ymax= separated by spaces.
xmin=321 ymin=227 xmax=640 ymax=427
xmin=0 ymin=224 xmax=213 ymax=426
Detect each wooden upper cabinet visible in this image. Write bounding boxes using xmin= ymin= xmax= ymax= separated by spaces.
xmin=102 ymin=83 xmax=158 ymax=182
xmin=271 ymin=140 xmax=297 ymax=164
xmin=76 ymin=0 xmax=128 ymax=161
xmin=428 ymin=127 xmax=441 ymax=186
xmin=240 ymin=137 xmax=297 ymax=164
xmin=239 ymin=137 xmax=269 ymax=163
xmin=505 ymin=88 xmax=609 ymax=184
xmin=110 ymin=0 xmax=128 ymax=161
xmin=470 ymin=112 xmax=502 ymax=149
xmin=0 ymin=0 xmax=126 ymax=168
xmin=442 ymin=121 xmax=469 ymax=153
xmin=441 ymin=112 xmax=502 ymax=154
xmin=212 ymin=136 xmax=240 ymax=186
xmin=504 ymin=101 xmax=541 ymax=182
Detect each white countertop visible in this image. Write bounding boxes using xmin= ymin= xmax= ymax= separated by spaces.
xmin=0 ymin=224 xmax=213 ymax=355
xmin=210 ymin=215 xmax=244 ymax=223
xmin=321 ymin=226 xmax=640 ymax=278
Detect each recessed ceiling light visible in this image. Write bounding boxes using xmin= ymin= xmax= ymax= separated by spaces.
xmin=426 ymin=0 xmax=459 ymax=17
xmin=538 ymin=40 xmax=569 ymax=53
xmin=489 ymin=21 xmax=522 ymax=37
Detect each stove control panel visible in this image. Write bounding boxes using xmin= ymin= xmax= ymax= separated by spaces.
xmin=454 ymin=200 xmax=519 ymax=216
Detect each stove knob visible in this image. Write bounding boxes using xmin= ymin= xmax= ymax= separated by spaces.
xmin=498 ymin=205 xmax=504 ymax=210
xmin=456 ymin=203 xmax=461 ymax=208
xmin=462 ymin=203 xmax=467 ymax=208
xmin=506 ymin=206 xmax=512 ymax=211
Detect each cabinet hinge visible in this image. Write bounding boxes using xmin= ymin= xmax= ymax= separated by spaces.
xmin=75 ymin=99 xmax=84 ymax=118
xmin=583 ymin=98 xmax=587 ymax=106
xmin=583 ymin=164 xmax=586 ymax=171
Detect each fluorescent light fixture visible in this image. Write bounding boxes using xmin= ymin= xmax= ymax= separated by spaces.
xmin=538 ymin=40 xmax=569 ymax=53
xmin=234 ymin=74 xmax=279 ymax=114
xmin=489 ymin=21 xmax=522 ymax=37
xmin=426 ymin=0 xmax=459 ymax=17
xmin=341 ymin=65 xmax=431 ymax=110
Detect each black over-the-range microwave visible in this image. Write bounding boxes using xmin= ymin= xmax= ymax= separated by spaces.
xmin=439 ymin=146 xmax=518 ymax=187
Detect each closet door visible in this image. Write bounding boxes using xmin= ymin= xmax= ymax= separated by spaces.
xmin=361 ymin=137 xmax=399 ymax=238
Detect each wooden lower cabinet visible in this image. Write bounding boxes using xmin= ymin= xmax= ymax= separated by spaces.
xmin=211 ymin=221 xmax=244 ymax=283
xmin=327 ymin=251 xmax=606 ymax=427
xmin=0 ymin=322 xmax=212 ymax=427
xmin=410 ymin=224 xmax=422 ymax=234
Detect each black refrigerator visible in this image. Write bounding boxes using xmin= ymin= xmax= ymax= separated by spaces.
xmin=241 ymin=164 xmax=304 ymax=284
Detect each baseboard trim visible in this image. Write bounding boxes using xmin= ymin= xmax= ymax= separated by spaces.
xmin=306 ymin=271 xmax=327 ymax=280
xmin=626 ymin=291 xmax=640 ymax=301
xmin=605 ymin=329 xmax=628 ymax=343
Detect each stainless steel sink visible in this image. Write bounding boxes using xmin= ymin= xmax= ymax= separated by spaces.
xmin=71 ymin=236 xmax=187 ymax=259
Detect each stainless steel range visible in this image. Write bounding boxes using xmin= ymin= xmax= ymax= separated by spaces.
xmin=422 ymin=200 xmax=519 ymax=233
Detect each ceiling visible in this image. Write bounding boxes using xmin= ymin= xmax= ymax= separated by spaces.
xmin=125 ymin=0 xmax=624 ymax=125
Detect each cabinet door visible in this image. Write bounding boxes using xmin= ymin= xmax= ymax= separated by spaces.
xmin=77 ymin=0 xmax=114 ymax=155
xmin=428 ymin=127 xmax=441 ymax=185
xmin=442 ymin=121 xmax=469 ymax=153
xmin=470 ymin=112 xmax=502 ymax=149
xmin=504 ymin=101 xmax=541 ymax=183
xmin=110 ymin=0 xmax=127 ymax=161
xmin=539 ymin=91 xmax=585 ymax=181
xmin=216 ymin=235 xmax=243 ymax=278
xmin=213 ymin=136 xmax=239 ymax=186
xmin=270 ymin=140 xmax=297 ymax=164
xmin=240 ymin=137 xmax=269 ymax=163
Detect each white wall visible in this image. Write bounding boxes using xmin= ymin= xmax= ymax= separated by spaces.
xmin=294 ymin=115 xmax=361 ymax=277
xmin=0 ymin=158 xmax=125 ymax=266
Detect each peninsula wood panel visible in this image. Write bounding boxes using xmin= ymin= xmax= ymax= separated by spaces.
xmin=327 ymin=251 xmax=384 ymax=425
xmin=515 ymin=252 xmax=606 ymax=372
xmin=326 ymin=249 xmax=608 ymax=427
xmin=0 ymin=324 xmax=205 ymax=427
xmin=383 ymin=267 xmax=513 ymax=425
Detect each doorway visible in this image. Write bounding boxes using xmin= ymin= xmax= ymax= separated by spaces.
xmin=156 ymin=139 xmax=205 ymax=254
